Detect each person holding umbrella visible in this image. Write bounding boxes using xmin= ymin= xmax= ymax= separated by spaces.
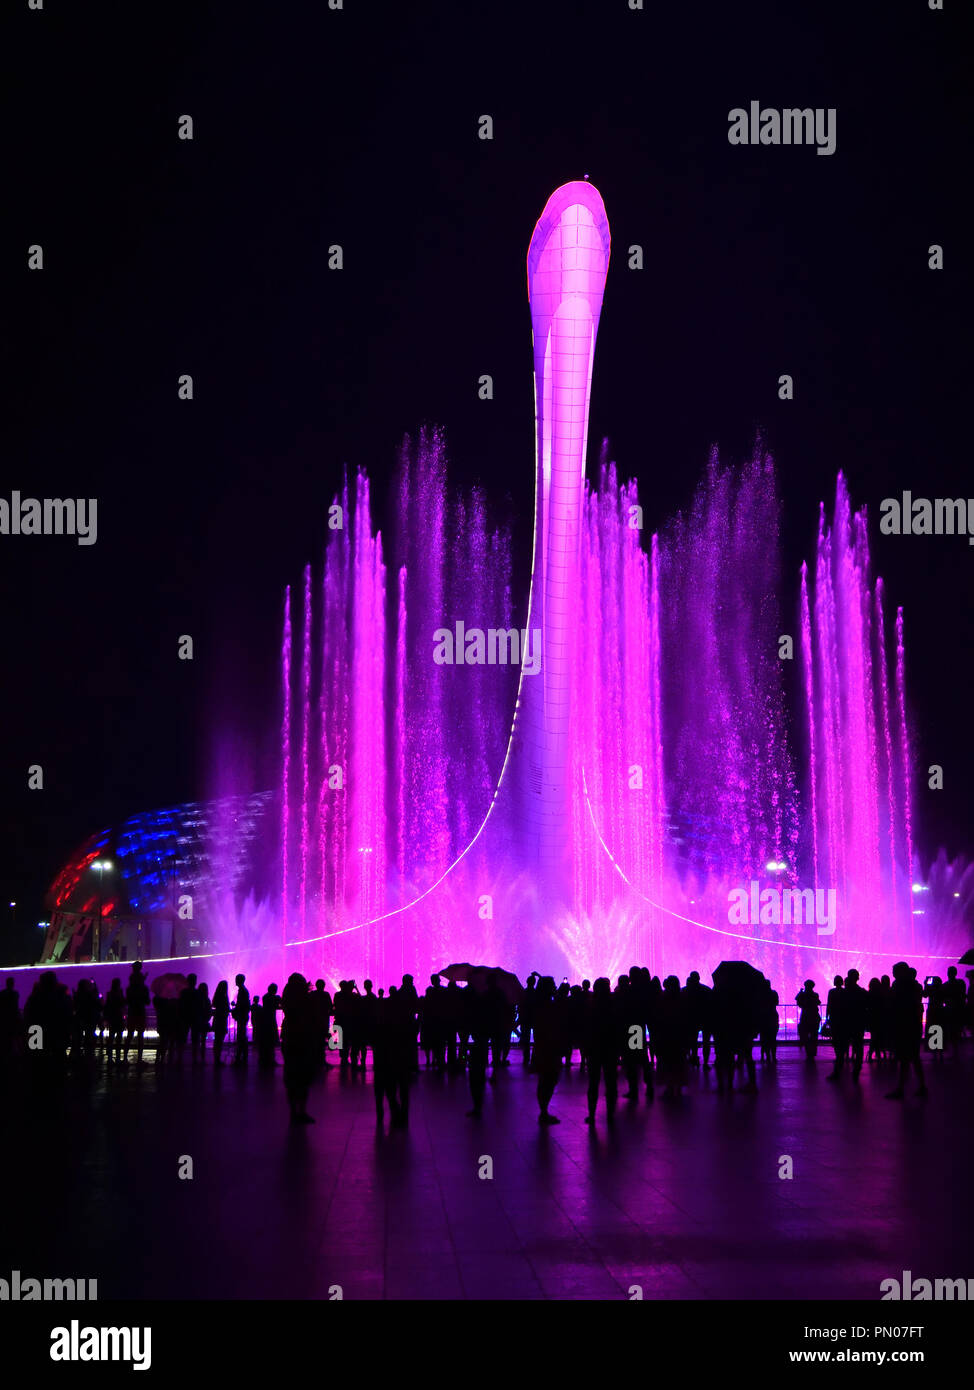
xmin=711 ymin=962 xmax=762 ymax=1094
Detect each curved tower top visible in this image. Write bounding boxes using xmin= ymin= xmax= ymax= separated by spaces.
xmin=527 ymin=180 xmax=611 ymax=310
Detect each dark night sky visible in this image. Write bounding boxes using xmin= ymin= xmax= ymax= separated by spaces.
xmin=2 ymin=0 xmax=969 ymax=962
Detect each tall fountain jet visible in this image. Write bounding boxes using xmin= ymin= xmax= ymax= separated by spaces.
xmin=515 ymin=180 xmax=612 ymax=895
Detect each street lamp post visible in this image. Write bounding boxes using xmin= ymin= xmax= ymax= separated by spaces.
xmin=91 ymin=861 xmax=113 ymax=963
xmin=170 ymin=855 xmax=178 ymax=959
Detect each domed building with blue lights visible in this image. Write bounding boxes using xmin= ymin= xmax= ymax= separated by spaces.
xmin=41 ymin=793 xmax=274 ymax=964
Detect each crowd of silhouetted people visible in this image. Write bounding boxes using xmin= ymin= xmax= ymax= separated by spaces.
xmin=1 ymin=959 xmax=969 ymax=1125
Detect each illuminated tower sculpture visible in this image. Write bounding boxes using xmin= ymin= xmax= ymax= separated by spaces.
xmin=514 ymin=180 xmax=611 ymax=893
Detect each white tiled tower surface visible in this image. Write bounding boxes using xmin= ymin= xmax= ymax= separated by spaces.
xmin=515 ymin=181 xmax=611 ymax=892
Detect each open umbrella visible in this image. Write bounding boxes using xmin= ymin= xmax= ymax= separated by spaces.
xmin=436 ymin=963 xmax=524 ymax=1003
xmin=151 ymin=972 xmax=188 ymax=1000
xmin=712 ymin=961 xmax=766 ymax=992
xmin=435 ymin=962 xmax=475 ymax=987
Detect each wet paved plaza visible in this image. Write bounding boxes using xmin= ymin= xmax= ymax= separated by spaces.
xmin=1 ymin=1049 xmax=969 ymax=1301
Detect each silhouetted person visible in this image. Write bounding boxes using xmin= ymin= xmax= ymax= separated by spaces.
xmin=842 ymin=969 xmax=868 ymax=1079
xmin=422 ymin=975 xmax=446 ymax=1069
xmin=923 ymin=976 xmax=946 ymax=1057
xmin=497 ymin=987 xmax=516 ymax=1067
xmin=443 ymin=980 xmax=462 ymax=1071
xmin=553 ymin=980 xmax=573 ymax=1069
xmin=532 ymin=977 xmax=565 ymax=1123
xmin=519 ymin=975 xmax=537 ymax=1065
xmin=654 ymin=975 xmax=687 ymax=1098
xmin=583 ymin=978 xmax=619 ymax=1124
xmin=879 ymin=974 xmax=893 ymax=1056
xmin=211 ymin=980 xmax=231 ymax=1065
xmin=25 ymin=972 xmax=71 ymax=1085
xmin=345 ymin=980 xmax=365 ymax=1069
xmin=250 ymin=995 xmax=263 ymax=1062
xmin=942 ymin=966 xmax=966 ymax=1056
xmin=683 ymin=971 xmax=712 ymax=1067
xmin=333 ymin=981 xmax=357 ymax=1068
xmin=0 ymin=977 xmax=21 ymax=1071
xmin=712 ymin=976 xmax=758 ymax=1094
xmin=102 ymin=978 xmax=126 ymax=1065
xmin=634 ymin=967 xmax=655 ymax=1096
xmin=886 ymin=961 xmax=927 ymax=1099
xmin=125 ymin=963 xmax=150 ymax=1067
xmin=177 ymin=973 xmax=198 ymax=1059
xmin=356 ymin=978 xmax=377 ymax=1070
xmin=613 ymin=976 xmax=642 ymax=1101
xmin=647 ymin=975 xmax=664 ymax=1068
xmin=866 ymin=978 xmax=886 ymax=1060
xmin=464 ymin=978 xmax=492 ymax=1117
xmin=74 ymin=978 xmax=101 ymax=1061
xmin=257 ymin=982 xmax=282 ymax=1067
xmin=567 ymin=984 xmax=584 ymax=1073
xmin=281 ymin=974 xmax=316 ymax=1123
xmin=759 ymin=980 xmax=780 ymax=1064
xmin=191 ymin=982 xmax=211 ymax=1062
xmin=825 ymin=975 xmax=847 ymax=1081
xmin=153 ymin=987 xmax=178 ymax=1066
xmin=486 ymin=972 xmax=510 ymax=1070
xmin=67 ymin=981 xmax=84 ymax=1060
xmin=372 ymin=992 xmax=412 ymax=1127
xmin=232 ymin=974 xmax=250 ymax=1064
xmin=311 ymin=980 xmax=332 ymax=1067
xmin=795 ymin=980 xmax=821 ymax=1062
xmin=400 ymin=974 xmax=420 ymax=1072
